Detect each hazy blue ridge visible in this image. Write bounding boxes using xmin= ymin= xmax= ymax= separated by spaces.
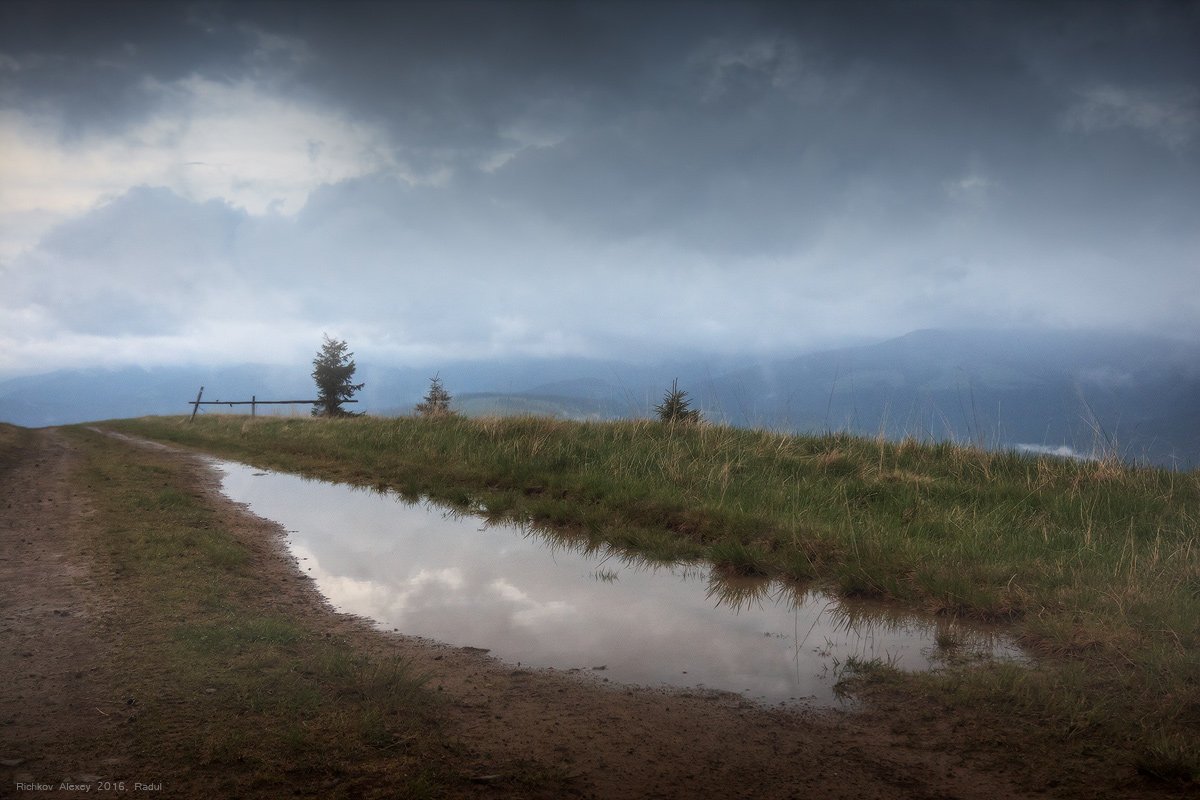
xmin=2 ymin=329 xmax=1196 ymax=468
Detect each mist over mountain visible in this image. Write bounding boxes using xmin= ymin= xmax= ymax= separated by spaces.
xmin=2 ymin=329 xmax=1196 ymax=468
xmin=704 ymin=329 xmax=1200 ymax=468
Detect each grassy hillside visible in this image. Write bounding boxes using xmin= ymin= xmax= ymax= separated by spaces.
xmin=106 ymin=414 xmax=1200 ymax=783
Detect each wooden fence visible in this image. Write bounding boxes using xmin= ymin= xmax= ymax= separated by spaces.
xmin=188 ymin=386 xmax=357 ymax=421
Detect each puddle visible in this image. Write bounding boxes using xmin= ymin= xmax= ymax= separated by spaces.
xmin=215 ymin=460 xmax=1022 ymax=706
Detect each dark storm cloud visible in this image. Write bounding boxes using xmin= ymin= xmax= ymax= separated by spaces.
xmin=8 ymin=1 xmax=1197 ymax=127
xmin=6 ymin=2 xmax=1196 ymax=183
xmin=0 ymin=1 xmax=253 ymax=137
xmin=2 ymin=1 xmax=1198 ymax=372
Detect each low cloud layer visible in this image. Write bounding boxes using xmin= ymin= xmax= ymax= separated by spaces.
xmin=1 ymin=1 xmax=1197 ymax=375
xmin=1014 ymin=443 xmax=1094 ymax=462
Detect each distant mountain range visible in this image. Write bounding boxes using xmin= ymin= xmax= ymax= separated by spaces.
xmin=2 ymin=329 xmax=1197 ymax=468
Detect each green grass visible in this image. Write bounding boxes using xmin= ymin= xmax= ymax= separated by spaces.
xmin=61 ymin=425 xmax=458 ymax=797
xmin=102 ymin=413 xmax=1200 ymax=784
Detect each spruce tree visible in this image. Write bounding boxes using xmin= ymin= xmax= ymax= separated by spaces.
xmin=311 ymin=335 xmax=364 ymax=417
xmin=415 ymin=373 xmax=454 ymax=417
xmin=655 ymin=378 xmax=701 ymax=424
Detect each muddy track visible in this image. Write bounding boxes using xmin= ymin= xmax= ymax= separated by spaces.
xmin=1 ymin=430 xmax=129 ymax=787
xmin=0 ymin=428 xmax=1159 ymax=798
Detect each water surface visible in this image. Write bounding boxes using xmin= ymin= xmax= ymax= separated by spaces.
xmin=216 ymin=460 xmax=1020 ymax=706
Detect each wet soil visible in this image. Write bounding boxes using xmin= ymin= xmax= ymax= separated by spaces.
xmin=0 ymin=428 xmax=1172 ymax=798
xmin=1 ymin=429 xmax=134 ymax=791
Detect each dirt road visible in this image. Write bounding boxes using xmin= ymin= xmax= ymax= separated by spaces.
xmin=1 ymin=429 xmax=133 ymax=787
xmin=0 ymin=428 xmax=1162 ymax=798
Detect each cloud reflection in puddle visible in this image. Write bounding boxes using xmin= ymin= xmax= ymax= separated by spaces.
xmin=216 ymin=459 xmax=1021 ymax=706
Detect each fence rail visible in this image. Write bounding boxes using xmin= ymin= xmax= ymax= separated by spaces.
xmin=189 ymin=386 xmax=356 ymax=421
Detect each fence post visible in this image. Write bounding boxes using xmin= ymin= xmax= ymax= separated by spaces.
xmin=190 ymin=386 xmax=205 ymax=422
xmin=252 ymin=395 xmax=256 ymax=418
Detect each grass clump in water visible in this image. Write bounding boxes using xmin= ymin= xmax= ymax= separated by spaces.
xmin=708 ymin=539 xmax=772 ymax=576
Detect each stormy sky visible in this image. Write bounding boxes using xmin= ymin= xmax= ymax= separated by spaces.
xmin=1 ymin=0 xmax=1197 ymax=376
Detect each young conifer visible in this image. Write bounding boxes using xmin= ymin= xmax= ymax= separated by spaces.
xmin=415 ymin=373 xmax=454 ymax=417
xmin=655 ymin=378 xmax=701 ymax=424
